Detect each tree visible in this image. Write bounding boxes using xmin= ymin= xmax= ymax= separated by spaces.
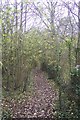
xmin=77 ymin=1 xmax=80 ymax=65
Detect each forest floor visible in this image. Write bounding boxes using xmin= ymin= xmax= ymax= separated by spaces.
xmin=2 ymin=68 xmax=58 ymax=118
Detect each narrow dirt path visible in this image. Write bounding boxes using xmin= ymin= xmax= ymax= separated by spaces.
xmin=29 ymin=69 xmax=57 ymax=118
xmin=3 ymin=68 xmax=58 ymax=118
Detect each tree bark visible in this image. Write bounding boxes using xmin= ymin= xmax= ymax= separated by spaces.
xmin=77 ymin=1 xmax=80 ymax=65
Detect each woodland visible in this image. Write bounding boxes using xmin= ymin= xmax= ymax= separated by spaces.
xmin=0 ymin=0 xmax=80 ymax=119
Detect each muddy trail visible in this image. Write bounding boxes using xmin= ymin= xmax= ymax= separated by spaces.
xmin=3 ymin=68 xmax=58 ymax=118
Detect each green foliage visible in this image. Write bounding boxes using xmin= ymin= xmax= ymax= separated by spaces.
xmin=70 ymin=67 xmax=80 ymax=105
xmin=65 ymin=38 xmax=72 ymax=47
xmin=1 ymin=1 xmax=79 ymax=119
xmin=41 ymin=61 xmax=48 ymax=71
xmin=1 ymin=110 xmax=12 ymax=120
xmin=56 ymin=67 xmax=80 ymax=119
xmin=41 ymin=59 xmax=62 ymax=86
xmin=47 ymin=64 xmax=58 ymax=79
xmin=71 ymin=68 xmax=80 ymax=85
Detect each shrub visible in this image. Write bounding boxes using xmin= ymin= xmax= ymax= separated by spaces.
xmin=1 ymin=110 xmax=12 ymax=120
xmin=40 ymin=61 xmax=48 ymax=71
xmin=47 ymin=64 xmax=57 ymax=79
xmin=70 ymin=67 xmax=80 ymax=100
xmin=41 ymin=61 xmax=61 ymax=85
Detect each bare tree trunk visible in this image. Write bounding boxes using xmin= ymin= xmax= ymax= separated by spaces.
xmin=77 ymin=2 xmax=80 ymax=119
xmin=20 ymin=0 xmax=23 ymax=31
xmin=14 ymin=0 xmax=18 ymax=90
xmin=15 ymin=0 xmax=18 ymax=32
xmin=24 ymin=4 xmax=27 ymax=32
xmin=50 ymin=2 xmax=56 ymax=38
xmin=77 ymin=1 xmax=80 ymax=65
